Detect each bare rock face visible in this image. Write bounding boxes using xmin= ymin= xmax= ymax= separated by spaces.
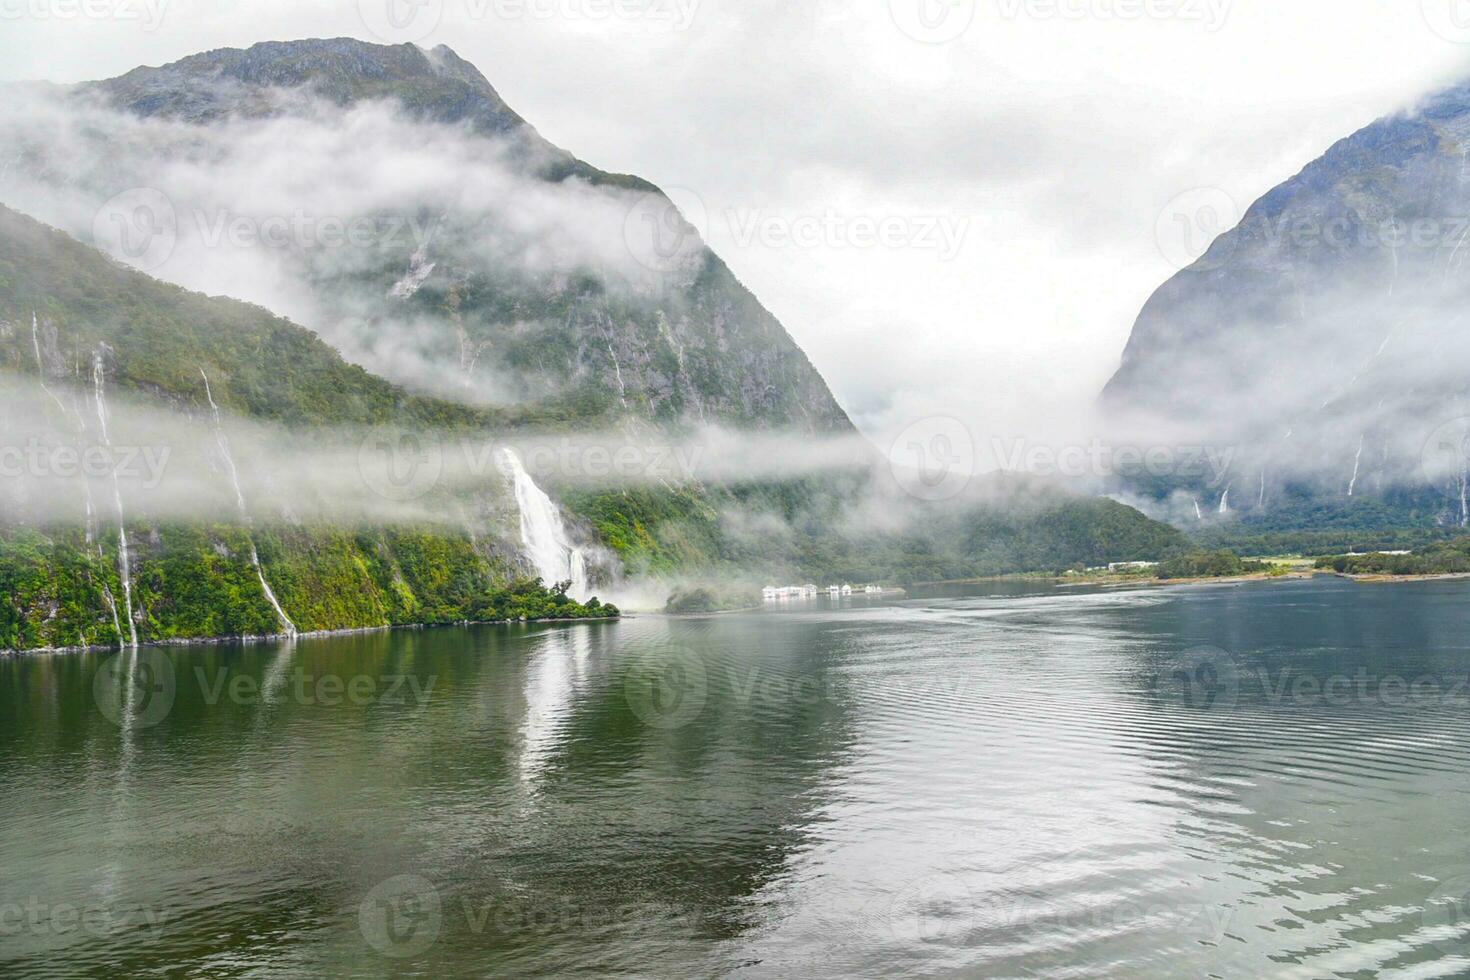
xmin=1100 ymin=81 xmax=1470 ymax=524
xmin=8 ymin=38 xmax=853 ymax=436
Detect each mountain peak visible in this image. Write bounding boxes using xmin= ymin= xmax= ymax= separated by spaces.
xmin=78 ymin=37 xmax=527 ymax=134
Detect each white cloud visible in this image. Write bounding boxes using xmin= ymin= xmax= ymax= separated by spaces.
xmin=3 ymin=0 xmax=1470 ymax=458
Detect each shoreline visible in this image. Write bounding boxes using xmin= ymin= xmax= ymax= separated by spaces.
xmin=924 ymin=568 xmax=1470 ymax=591
xmin=0 ymin=614 xmax=622 ymax=659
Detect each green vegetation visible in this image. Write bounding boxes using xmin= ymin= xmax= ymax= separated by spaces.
xmin=477 ymin=578 xmax=617 ymax=622
xmin=564 ymin=474 xmax=1190 ymax=586
xmin=1314 ymin=536 xmax=1470 ymax=576
xmin=1156 ymin=550 xmax=1270 ymax=580
xmin=663 ymin=586 xmax=760 ymax=615
xmin=0 ymin=523 xmax=617 ymax=653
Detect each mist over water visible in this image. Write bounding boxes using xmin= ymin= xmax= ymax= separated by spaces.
xmin=5 ymin=577 xmax=1470 ymax=976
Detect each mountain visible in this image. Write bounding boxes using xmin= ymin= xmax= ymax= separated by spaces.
xmin=0 ymin=41 xmax=1193 ymax=651
xmin=0 ymin=202 xmax=626 ymax=651
xmin=0 ymin=204 xmax=1187 ymax=650
xmin=1100 ymin=79 xmax=1470 ymax=532
xmin=0 ymin=38 xmax=853 ymax=434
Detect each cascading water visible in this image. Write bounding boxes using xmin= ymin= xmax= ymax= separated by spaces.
xmin=200 ymin=370 xmax=297 ymax=638
xmin=36 ymin=319 xmax=124 ymax=648
xmin=92 ymin=349 xmax=138 ymax=649
xmin=1218 ymin=485 xmax=1231 ymax=515
xmin=1348 ymin=436 xmax=1365 ymax=497
xmin=499 ymin=448 xmax=589 ymax=598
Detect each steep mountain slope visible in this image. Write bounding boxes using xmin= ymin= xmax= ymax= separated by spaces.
xmin=0 ymin=205 xmax=1187 ymax=650
xmin=1101 ymin=79 xmax=1470 ymax=529
xmin=0 ymin=38 xmax=852 ymax=433
xmin=0 ymin=204 xmax=617 ymax=651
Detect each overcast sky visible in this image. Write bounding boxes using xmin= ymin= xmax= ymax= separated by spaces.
xmin=5 ymin=0 xmax=1470 ymax=455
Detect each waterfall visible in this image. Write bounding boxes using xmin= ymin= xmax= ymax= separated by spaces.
xmin=1348 ymin=436 xmax=1365 ymax=497
xmin=1218 ymin=485 xmax=1231 ymax=515
xmin=201 ymin=370 xmax=297 ymax=638
xmin=71 ymin=389 xmax=122 ymax=643
xmin=30 ymin=313 xmax=69 ymax=417
xmin=499 ymin=448 xmax=589 ymax=597
xmin=92 ymin=350 xmax=138 ymax=649
xmin=605 ymin=340 xmax=630 ymax=409
xmin=1258 ymin=469 xmax=1266 ymax=509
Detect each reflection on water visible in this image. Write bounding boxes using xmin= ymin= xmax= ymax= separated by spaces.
xmin=3 ymin=577 xmax=1470 ymax=976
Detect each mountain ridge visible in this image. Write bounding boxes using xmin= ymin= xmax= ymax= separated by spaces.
xmin=2 ymin=38 xmax=853 ymax=435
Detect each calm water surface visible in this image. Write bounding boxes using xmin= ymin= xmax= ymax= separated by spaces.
xmin=4 ymin=577 xmax=1470 ymax=977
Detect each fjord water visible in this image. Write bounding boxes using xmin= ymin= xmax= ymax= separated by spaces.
xmin=4 ymin=578 xmax=1470 ymax=977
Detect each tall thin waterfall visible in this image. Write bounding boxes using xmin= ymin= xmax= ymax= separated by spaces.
xmin=1218 ymin=485 xmax=1231 ymax=515
xmin=36 ymin=318 xmax=123 ymax=647
xmin=201 ymin=370 xmax=297 ymax=638
xmin=1347 ymin=436 xmax=1365 ymax=497
xmin=92 ymin=350 xmax=138 ymax=648
xmin=499 ymin=448 xmax=589 ymax=597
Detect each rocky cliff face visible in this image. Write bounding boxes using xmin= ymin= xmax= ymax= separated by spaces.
xmin=1 ymin=38 xmax=854 ymax=435
xmin=1100 ymin=80 xmax=1470 ymax=525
